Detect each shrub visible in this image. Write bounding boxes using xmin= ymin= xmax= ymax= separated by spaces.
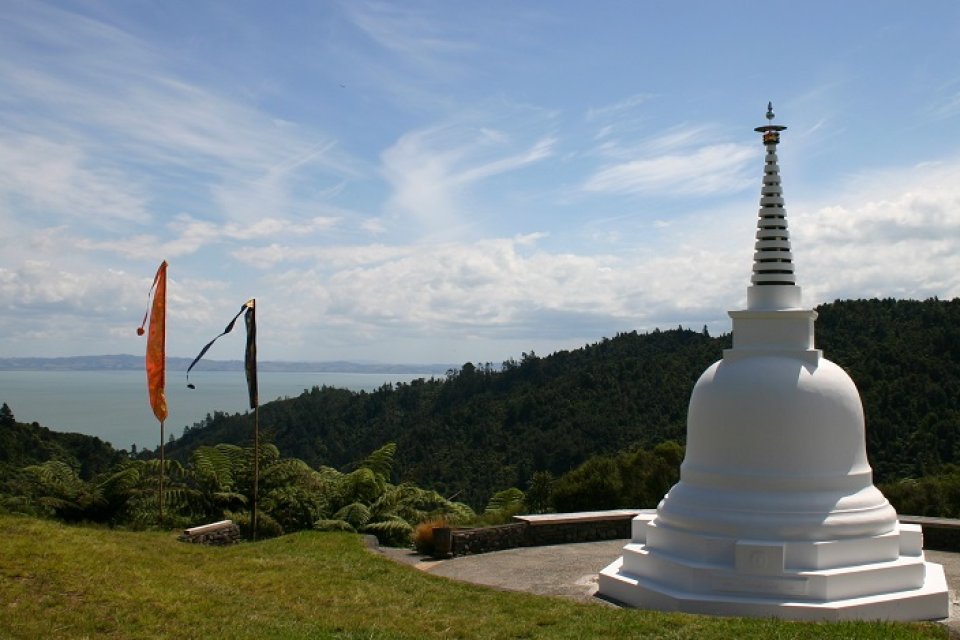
xmin=363 ymin=517 xmax=413 ymax=547
xmin=412 ymin=517 xmax=448 ymax=555
xmin=229 ymin=510 xmax=284 ymax=539
xmin=550 ymin=456 xmax=623 ymax=512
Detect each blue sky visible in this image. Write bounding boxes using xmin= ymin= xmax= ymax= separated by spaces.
xmin=2 ymin=1 xmax=960 ymax=365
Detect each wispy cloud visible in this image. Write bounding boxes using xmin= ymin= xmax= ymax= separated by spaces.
xmin=584 ymin=142 xmax=756 ymax=196
xmin=0 ymin=2 xmax=357 ymax=231
xmin=381 ymin=121 xmax=555 ymax=235
xmin=929 ymin=91 xmax=960 ymax=120
xmin=344 ymin=0 xmax=478 ymax=70
xmin=581 ymin=118 xmax=759 ymax=198
xmin=586 ymin=93 xmax=656 ymax=122
xmin=75 ymin=215 xmax=341 ymax=260
xmin=0 ymin=133 xmax=149 ymax=225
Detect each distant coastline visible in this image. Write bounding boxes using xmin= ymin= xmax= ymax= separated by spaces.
xmin=0 ymin=355 xmax=455 ymax=375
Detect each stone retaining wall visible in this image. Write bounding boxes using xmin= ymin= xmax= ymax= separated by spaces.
xmin=436 ymin=510 xmax=642 ymax=558
xmin=448 ymin=522 xmax=526 ymax=556
xmin=429 ymin=511 xmax=960 ymax=558
xmin=523 ymin=517 xmax=632 ymax=546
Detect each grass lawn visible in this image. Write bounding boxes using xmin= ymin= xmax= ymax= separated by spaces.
xmin=0 ymin=513 xmax=949 ymax=639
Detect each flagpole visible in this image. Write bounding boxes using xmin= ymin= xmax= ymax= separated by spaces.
xmin=159 ymin=419 xmax=165 ymax=528
xmin=253 ymin=405 xmax=259 ymax=541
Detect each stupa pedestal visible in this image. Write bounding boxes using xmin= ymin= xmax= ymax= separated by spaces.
xmin=597 ymin=106 xmax=950 ymax=621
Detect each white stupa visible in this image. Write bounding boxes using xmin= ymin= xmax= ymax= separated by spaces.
xmin=597 ymin=104 xmax=950 ymax=621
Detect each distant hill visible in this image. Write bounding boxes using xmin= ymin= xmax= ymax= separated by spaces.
xmin=0 ymin=355 xmax=454 ymax=375
xmin=161 ymin=298 xmax=960 ymax=509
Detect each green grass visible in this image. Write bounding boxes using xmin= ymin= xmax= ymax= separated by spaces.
xmin=0 ymin=514 xmax=948 ymax=639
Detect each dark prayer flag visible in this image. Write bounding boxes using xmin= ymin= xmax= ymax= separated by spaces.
xmin=187 ymin=299 xmax=258 ymax=409
xmin=244 ymin=299 xmax=258 ymax=409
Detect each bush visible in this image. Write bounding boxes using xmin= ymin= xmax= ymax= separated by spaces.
xmin=550 ymin=456 xmax=623 ymax=512
xmin=229 ymin=510 xmax=284 ymax=539
xmin=363 ymin=518 xmax=413 ymax=547
xmin=412 ymin=517 xmax=448 ymax=555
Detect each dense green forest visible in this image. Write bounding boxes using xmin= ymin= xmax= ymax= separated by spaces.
xmin=0 ymin=403 xmax=125 ymax=481
xmin=166 ymin=327 xmax=720 ymax=509
xmin=157 ymin=297 xmax=960 ymax=509
xmin=2 ymin=297 xmax=959 ymax=527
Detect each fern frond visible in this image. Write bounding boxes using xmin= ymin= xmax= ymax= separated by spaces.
xmin=361 ymin=442 xmax=396 ymax=481
xmin=24 ymin=460 xmax=79 ymax=486
xmin=313 ymin=519 xmax=356 ymax=533
xmin=443 ymin=501 xmax=476 ymax=524
xmin=191 ymin=446 xmax=235 ymax=488
xmin=212 ymin=490 xmax=247 ymax=504
xmin=361 ymin=518 xmax=413 ymax=547
xmin=97 ymin=466 xmax=141 ymax=499
xmin=340 ymin=467 xmax=380 ymax=505
xmin=37 ymin=496 xmax=80 ymax=511
xmin=260 ymin=458 xmax=312 ymax=485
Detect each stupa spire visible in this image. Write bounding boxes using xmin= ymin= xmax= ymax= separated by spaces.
xmin=751 ymin=102 xmax=795 ymax=287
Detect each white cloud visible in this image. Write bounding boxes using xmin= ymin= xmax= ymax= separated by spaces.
xmin=793 ymin=161 xmax=960 ymax=303
xmin=0 ymin=261 xmax=146 ymax=335
xmin=254 ymin=232 xmax=744 ymax=350
xmin=74 ymin=215 xmax=341 ymax=260
xmin=362 ymin=218 xmax=387 ymax=234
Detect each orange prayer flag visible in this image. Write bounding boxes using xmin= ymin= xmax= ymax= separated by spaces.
xmin=137 ymin=261 xmax=168 ymax=423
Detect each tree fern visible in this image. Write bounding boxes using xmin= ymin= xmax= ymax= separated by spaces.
xmin=191 ymin=446 xmax=236 ymax=489
xmin=260 ymin=458 xmax=313 ymax=485
xmin=338 ymin=467 xmax=381 ymax=507
xmin=443 ymin=501 xmax=476 ymax=524
xmin=333 ymin=502 xmax=371 ymax=529
xmin=485 ymin=487 xmax=525 ymax=514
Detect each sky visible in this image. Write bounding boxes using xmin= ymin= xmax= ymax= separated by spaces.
xmin=2 ymin=1 xmax=960 ymax=366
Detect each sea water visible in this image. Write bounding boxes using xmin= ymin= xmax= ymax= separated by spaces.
xmin=0 ymin=370 xmax=437 ymax=451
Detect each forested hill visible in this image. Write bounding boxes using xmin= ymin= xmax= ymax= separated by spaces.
xmin=164 ymin=298 xmax=960 ymax=509
xmin=0 ymin=403 xmax=125 ymax=480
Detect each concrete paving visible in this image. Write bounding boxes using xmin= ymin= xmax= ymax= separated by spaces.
xmin=374 ymin=539 xmax=960 ymax=630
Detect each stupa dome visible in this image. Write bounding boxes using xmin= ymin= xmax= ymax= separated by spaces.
xmin=659 ymin=353 xmax=898 ymax=541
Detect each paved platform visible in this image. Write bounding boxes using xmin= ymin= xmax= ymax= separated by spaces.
xmin=374 ymin=539 xmax=960 ymax=629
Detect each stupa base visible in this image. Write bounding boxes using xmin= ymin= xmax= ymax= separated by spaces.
xmin=598 ymin=554 xmax=949 ymax=622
